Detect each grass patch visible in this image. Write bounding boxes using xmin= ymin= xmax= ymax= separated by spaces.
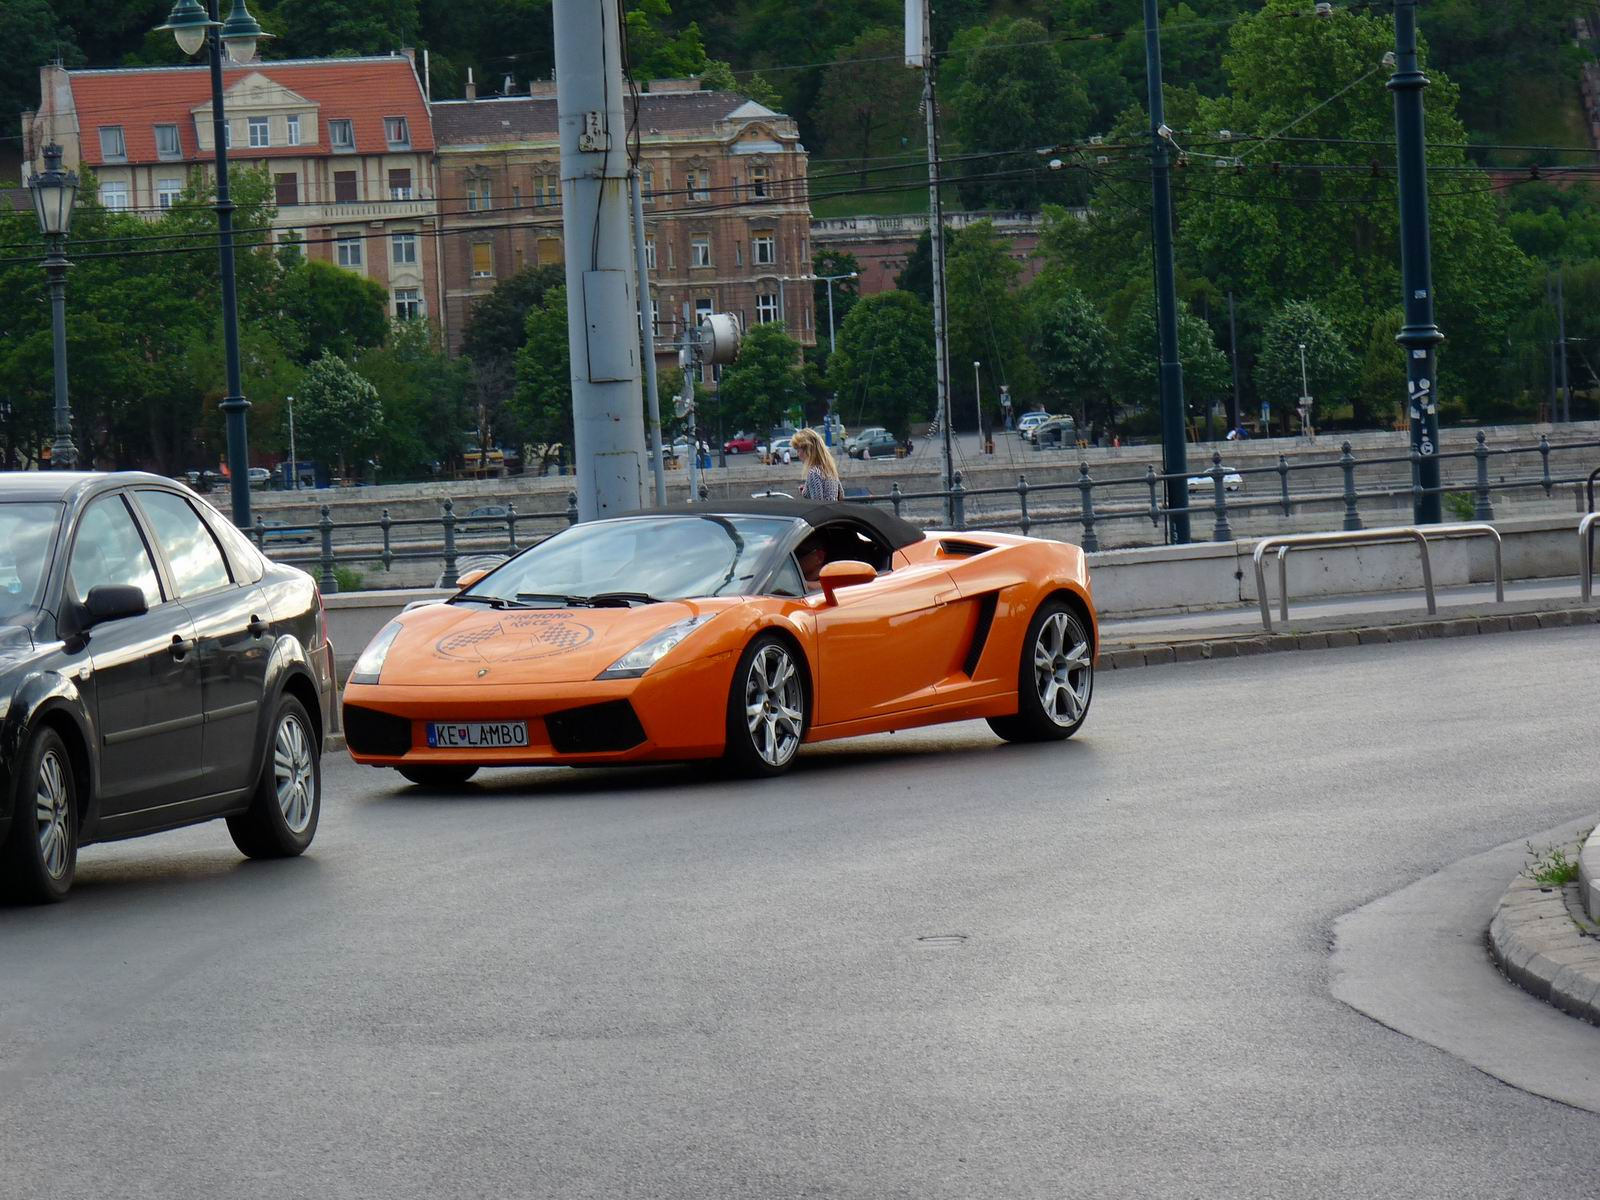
xmin=1522 ymin=828 xmax=1593 ymax=887
xmin=333 ymin=565 xmax=365 ymax=593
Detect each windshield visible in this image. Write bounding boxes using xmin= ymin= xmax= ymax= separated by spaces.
xmin=464 ymin=515 xmax=795 ymax=604
xmin=0 ymin=503 xmax=62 ymax=621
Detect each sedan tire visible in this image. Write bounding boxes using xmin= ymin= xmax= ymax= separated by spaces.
xmin=723 ymin=634 xmax=807 ymax=777
xmin=0 ymin=727 xmax=77 ymax=904
xmin=397 ymin=765 xmax=480 ymax=788
xmin=227 ymin=694 xmax=320 ymax=859
xmin=988 ymin=598 xmax=1093 ymax=743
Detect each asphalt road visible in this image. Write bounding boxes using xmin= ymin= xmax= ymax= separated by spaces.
xmin=3 ymin=627 xmax=1598 ymax=1198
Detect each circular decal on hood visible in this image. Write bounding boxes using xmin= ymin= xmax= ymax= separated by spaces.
xmin=435 ymin=613 xmax=596 ymax=663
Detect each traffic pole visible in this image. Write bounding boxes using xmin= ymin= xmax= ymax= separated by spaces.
xmin=554 ymin=0 xmax=647 ymax=520
xmin=1143 ymin=0 xmax=1190 ymax=543
xmin=1390 ymin=0 xmax=1443 ymax=523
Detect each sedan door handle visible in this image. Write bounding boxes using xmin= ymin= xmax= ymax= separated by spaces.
xmin=169 ymin=635 xmax=195 ymax=660
xmin=247 ymin=615 xmax=268 ymax=638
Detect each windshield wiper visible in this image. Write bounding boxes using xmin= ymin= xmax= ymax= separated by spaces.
xmin=449 ymin=594 xmax=530 ymax=609
xmin=513 ymin=592 xmax=592 ymax=607
xmin=583 ymin=591 xmax=665 ymax=607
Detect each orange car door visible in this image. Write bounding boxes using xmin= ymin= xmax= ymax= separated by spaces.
xmin=808 ymin=563 xmax=970 ymax=726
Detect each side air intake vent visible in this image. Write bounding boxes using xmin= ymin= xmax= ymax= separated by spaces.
xmin=546 ymin=700 xmax=648 ymax=754
xmin=343 ymin=705 xmax=412 ymax=756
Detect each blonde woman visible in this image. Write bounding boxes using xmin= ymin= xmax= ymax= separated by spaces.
xmin=792 ymin=428 xmax=843 ymax=501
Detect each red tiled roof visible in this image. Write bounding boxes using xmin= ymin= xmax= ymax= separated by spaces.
xmin=67 ymin=56 xmax=433 ymax=166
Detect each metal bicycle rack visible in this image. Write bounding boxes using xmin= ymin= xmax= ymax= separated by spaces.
xmin=1252 ymin=523 xmax=1504 ymax=632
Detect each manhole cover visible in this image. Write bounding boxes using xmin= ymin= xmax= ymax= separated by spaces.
xmin=916 ymin=934 xmax=968 ymax=947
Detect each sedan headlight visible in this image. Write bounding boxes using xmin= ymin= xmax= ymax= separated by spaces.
xmin=349 ymin=621 xmax=402 ymax=685
xmin=597 ymin=617 xmax=707 ymax=679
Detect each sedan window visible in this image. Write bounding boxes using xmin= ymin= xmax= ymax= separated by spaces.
xmin=0 ymin=502 xmax=63 ymax=619
xmin=70 ymin=497 xmax=162 ymax=608
xmin=136 ymin=491 xmax=233 ymax=597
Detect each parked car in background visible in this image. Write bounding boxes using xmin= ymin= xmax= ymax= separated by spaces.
xmin=854 ymin=432 xmax=902 ymax=460
xmin=258 ymin=519 xmax=314 ymax=545
xmin=723 ymin=433 xmax=760 ymax=455
xmin=247 ymin=467 xmax=271 ymax=488
xmin=845 ymin=427 xmax=888 ymax=456
xmin=767 ymin=437 xmax=795 ymax=465
xmin=0 ymin=473 xmax=334 ymax=903
xmin=1031 ymin=416 xmax=1079 ymax=447
xmin=1187 ymin=471 xmax=1244 ymax=493
xmin=1016 ymin=412 xmax=1054 ymax=439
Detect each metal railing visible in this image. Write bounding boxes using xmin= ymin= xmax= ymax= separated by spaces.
xmin=1582 ymin=512 xmax=1600 ymax=603
xmin=1252 ymin=523 xmax=1504 ymax=632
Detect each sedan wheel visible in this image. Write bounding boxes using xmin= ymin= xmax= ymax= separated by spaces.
xmin=988 ymin=599 xmax=1093 ymax=743
xmin=724 ymin=635 xmax=807 ymax=776
xmin=1 ymin=727 xmax=77 ymax=904
xmin=227 ymin=694 xmax=321 ymax=859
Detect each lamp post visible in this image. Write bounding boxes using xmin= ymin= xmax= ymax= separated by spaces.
xmin=972 ymin=360 xmax=982 ymax=444
xmin=286 ymin=394 xmax=297 ymax=490
xmin=815 ymin=270 xmax=857 ymax=354
xmin=157 ymin=0 xmax=270 ymax=526
xmin=27 ymin=143 xmax=79 ymax=470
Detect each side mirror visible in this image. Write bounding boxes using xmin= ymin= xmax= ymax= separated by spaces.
xmin=83 ymin=584 xmax=148 ymax=628
xmin=819 ymin=559 xmax=876 ymax=606
xmin=455 ymin=568 xmax=490 ymax=590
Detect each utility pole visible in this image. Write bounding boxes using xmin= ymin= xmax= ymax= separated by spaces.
xmin=908 ymin=0 xmax=956 ymax=521
xmin=630 ymin=170 xmax=666 ymax=505
xmin=554 ymin=0 xmax=646 ymax=520
xmin=1227 ymin=292 xmax=1242 ymax=436
xmin=1546 ymin=274 xmax=1559 ymax=422
xmin=1557 ymin=266 xmax=1571 ymax=424
xmin=1390 ymin=0 xmax=1443 ymax=523
xmin=287 ymin=394 xmax=297 ymax=490
xmin=1143 ymin=0 xmax=1190 ymax=543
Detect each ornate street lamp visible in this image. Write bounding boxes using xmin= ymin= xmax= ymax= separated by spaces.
xmin=27 ymin=143 xmax=79 ymax=470
xmin=156 ymin=0 xmax=272 ymax=524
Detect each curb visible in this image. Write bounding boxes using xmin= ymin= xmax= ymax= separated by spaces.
xmin=324 ymin=732 xmax=346 ymax=754
xmin=1099 ymin=606 xmax=1599 ymax=671
xmin=1487 ymin=869 xmax=1600 ymax=1027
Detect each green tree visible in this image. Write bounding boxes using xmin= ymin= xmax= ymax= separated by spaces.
xmin=293 ymin=351 xmax=383 ymax=479
xmin=460 ymin=264 xmax=566 ymax=364
xmin=1032 ymin=285 xmax=1114 ymax=431
xmin=695 ymin=60 xmax=782 ymax=109
xmin=1111 ymin=298 xmax=1231 ymax=433
xmin=354 ymin=319 xmax=471 ymax=481
xmin=264 ymin=0 xmax=422 ymax=57
xmin=512 ymin=286 xmax=574 ymax=456
xmin=626 ymin=0 xmax=709 ymax=77
xmin=811 ymin=27 xmax=919 ymax=184
xmin=278 ymin=259 xmax=389 ymax=363
xmin=1254 ymin=300 xmax=1357 ymax=433
xmin=945 ymin=220 xmax=1035 ymax=426
xmin=826 ymin=292 xmax=935 ymax=439
xmin=0 ymin=0 xmax=81 ymax=144
xmin=717 ymin=323 xmax=807 ymax=439
xmin=1354 ymin=309 xmax=1408 ymax=431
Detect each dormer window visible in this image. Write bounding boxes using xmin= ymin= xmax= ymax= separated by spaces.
xmin=286 ymin=114 xmax=301 ymax=145
xmin=750 ymin=165 xmax=769 ymax=199
xmin=248 ymin=116 xmax=270 ymax=148
xmin=385 ymin=116 xmax=410 ymax=148
xmin=329 ymin=119 xmax=354 ymax=151
xmin=99 ymin=126 xmax=126 ymax=161
xmin=155 ymin=124 xmax=181 ymax=159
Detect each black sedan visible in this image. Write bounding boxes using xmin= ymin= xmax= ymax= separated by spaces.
xmin=850 ymin=432 xmax=902 ymax=460
xmin=0 ymin=473 xmax=335 ymax=903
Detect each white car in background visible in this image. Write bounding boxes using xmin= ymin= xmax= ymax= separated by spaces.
xmin=1016 ymin=412 xmax=1054 ymax=439
xmin=1187 ymin=471 xmax=1244 ymax=493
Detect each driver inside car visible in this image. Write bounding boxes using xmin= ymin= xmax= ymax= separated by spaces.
xmin=796 ymin=535 xmax=829 ymax=592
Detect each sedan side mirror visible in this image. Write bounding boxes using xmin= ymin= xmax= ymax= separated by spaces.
xmin=819 ymin=560 xmax=876 ymax=606
xmin=83 ymin=584 xmax=148 ymax=628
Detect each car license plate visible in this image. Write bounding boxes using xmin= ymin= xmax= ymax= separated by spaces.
xmin=426 ymin=721 xmax=529 ymax=749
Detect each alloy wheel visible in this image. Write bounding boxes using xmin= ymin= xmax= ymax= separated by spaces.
xmin=274 ymin=712 xmax=316 ymax=834
xmin=1033 ymin=611 xmax=1092 ymax=727
xmin=744 ymin=643 xmax=804 ymax=767
xmin=34 ymin=750 xmax=70 ymax=880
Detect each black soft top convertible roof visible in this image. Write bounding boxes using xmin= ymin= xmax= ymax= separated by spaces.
xmin=621 ymin=498 xmax=927 ymax=551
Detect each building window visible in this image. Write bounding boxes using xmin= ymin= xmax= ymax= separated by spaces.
xmin=650 ymin=298 xmax=661 ymax=337
xmin=752 ymin=231 xmax=776 ymax=266
xmin=468 ymin=179 xmax=492 ymax=211
xmin=248 ymin=116 xmax=270 ymax=148
xmin=691 ymin=236 xmax=712 ymax=268
xmin=155 ymin=124 xmax=181 ymax=159
xmin=750 ymin=166 xmax=769 ymax=199
xmin=384 ymin=116 xmax=410 ymax=148
xmin=756 ymin=293 xmax=779 ymax=324
xmin=394 ymin=288 xmax=422 ymax=320
xmin=99 ymin=127 xmax=126 ymax=161
xmin=695 ymin=298 xmax=713 ymax=325
xmin=644 ymin=237 xmax=656 ymax=270
xmin=277 ymin=230 xmax=303 ymax=259
xmin=274 ymin=172 xmax=298 ymax=207
xmin=392 ymin=232 xmax=417 ymax=265
xmin=389 ymin=168 xmax=413 ymax=200
xmin=538 ymin=237 xmax=563 ymax=265
xmin=286 ymin=114 xmax=301 ymax=145
xmin=329 ymin=119 xmax=354 ymax=150
xmin=642 ymin=167 xmax=654 ymax=204
xmin=512 ymin=185 xmax=522 ymax=208
xmin=157 ymin=178 xmax=183 ymax=209
xmin=735 ymin=243 xmax=742 ymax=267
xmin=222 ymin=121 xmax=232 ymax=149
xmin=334 ymin=171 xmax=359 ymax=204
xmin=337 ymin=234 xmax=363 ymax=268
xmin=471 ymin=242 xmax=494 ymax=278
xmin=99 ymin=181 xmax=128 ymax=210
xmin=688 ymin=170 xmax=710 ymax=202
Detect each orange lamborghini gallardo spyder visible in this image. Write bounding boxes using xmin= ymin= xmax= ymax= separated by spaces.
xmin=342 ymin=500 xmax=1096 ymax=782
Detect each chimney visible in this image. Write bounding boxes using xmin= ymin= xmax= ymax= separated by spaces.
xmin=466 ymin=67 xmax=476 ymax=101
xmin=647 ymin=78 xmax=702 ymax=94
xmin=502 ymin=73 xmax=515 ymax=95
xmin=529 ymin=74 xmax=557 ymax=99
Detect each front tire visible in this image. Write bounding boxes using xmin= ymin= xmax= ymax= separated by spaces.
xmin=724 ymin=634 xmax=807 ymax=777
xmin=397 ymin=765 xmax=479 ymax=788
xmin=228 ymin=695 xmax=320 ymax=859
xmin=988 ymin=599 xmax=1093 ymax=743
xmin=0 ymin=727 xmax=77 ymax=904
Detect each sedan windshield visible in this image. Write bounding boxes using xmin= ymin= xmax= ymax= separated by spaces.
xmin=464 ymin=515 xmax=794 ymax=604
xmin=0 ymin=503 xmax=61 ymax=620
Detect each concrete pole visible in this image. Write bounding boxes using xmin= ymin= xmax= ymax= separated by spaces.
xmin=1390 ymin=0 xmax=1444 ymax=523
xmin=1557 ymin=266 xmax=1571 ymax=424
xmin=918 ymin=0 xmax=956 ymax=522
xmin=630 ymin=170 xmax=666 ymax=506
xmin=288 ymin=394 xmax=298 ymax=490
xmin=1143 ymin=0 xmax=1190 ymax=543
xmin=1227 ymin=291 xmax=1242 ymax=434
xmin=554 ymin=0 xmax=647 ymax=520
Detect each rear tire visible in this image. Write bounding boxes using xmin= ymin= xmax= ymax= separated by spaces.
xmin=988 ymin=598 xmax=1093 ymax=743
xmin=397 ymin=765 xmax=479 ymax=788
xmin=723 ymin=634 xmax=807 ymax=777
xmin=228 ymin=695 xmax=320 ymax=859
xmin=0 ymin=727 xmax=77 ymax=904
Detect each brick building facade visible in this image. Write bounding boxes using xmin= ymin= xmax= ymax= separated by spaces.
xmin=432 ymin=80 xmax=813 ymax=358
xmin=23 ymin=55 xmax=442 ymax=325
